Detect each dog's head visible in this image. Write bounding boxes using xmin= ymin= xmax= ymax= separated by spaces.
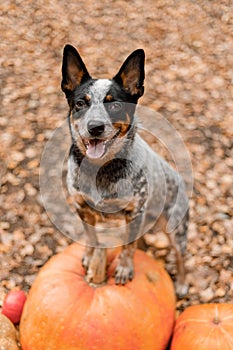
xmin=61 ymin=45 xmax=145 ymax=162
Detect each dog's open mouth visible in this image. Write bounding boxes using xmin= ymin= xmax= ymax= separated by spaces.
xmin=84 ymin=130 xmax=120 ymax=160
xmin=85 ymin=139 xmax=106 ymax=159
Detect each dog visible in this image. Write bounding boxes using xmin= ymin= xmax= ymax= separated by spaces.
xmin=61 ymin=44 xmax=189 ymax=297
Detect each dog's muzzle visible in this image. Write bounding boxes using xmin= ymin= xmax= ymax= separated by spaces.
xmin=84 ymin=121 xmax=106 ymax=159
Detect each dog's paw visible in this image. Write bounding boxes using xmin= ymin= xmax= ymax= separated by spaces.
xmin=114 ymin=264 xmax=134 ymax=285
xmin=175 ymin=281 xmax=189 ymax=299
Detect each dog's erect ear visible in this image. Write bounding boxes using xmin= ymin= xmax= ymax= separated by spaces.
xmin=61 ymin=45 xmax=91 ymax=94
xmin=113 ymin=49 xmax=145 ymax=97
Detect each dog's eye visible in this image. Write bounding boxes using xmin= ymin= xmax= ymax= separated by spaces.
xmin=108 ymin=102 xmax=122 ymax=112
xmin=75 ymin=100 xmax=86 ymax=109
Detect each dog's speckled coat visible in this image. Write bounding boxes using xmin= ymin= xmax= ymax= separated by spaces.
xmin=61 ymin=45 xmax=189 ymax=297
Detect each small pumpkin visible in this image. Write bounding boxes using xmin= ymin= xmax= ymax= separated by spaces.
xmin=171 ymin=303 xmax=233 ymax=350
xmin=0 ymin=313 xmax=20 ymax=350
xmin=20 ymin=243 xmax=176 ymax=350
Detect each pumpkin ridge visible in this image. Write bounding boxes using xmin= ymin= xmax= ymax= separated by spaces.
xmin=218 ymin=325 xmax=233 ymax=348
xmin=221 ymin=315 xmax=233 ymax=322
xmin=201 ymin=324 xmax=216 ymax=348
xmin=174 ymin=318 xmax=209 ymax=330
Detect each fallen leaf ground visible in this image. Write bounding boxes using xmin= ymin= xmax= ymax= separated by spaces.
xmin=0 ymin=0 xmax=232 ymax=316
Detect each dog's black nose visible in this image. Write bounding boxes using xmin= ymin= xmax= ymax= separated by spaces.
xmin=87 ymin=121 xmax=105 ymax=137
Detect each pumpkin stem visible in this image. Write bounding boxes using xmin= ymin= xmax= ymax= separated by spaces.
xmin=212 ymin=316 xmax=221 ymax=325
xmin=213 ymin=305 xmax=221 ymax=325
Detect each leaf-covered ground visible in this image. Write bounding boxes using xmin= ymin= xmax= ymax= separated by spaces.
xmin=0 ymin=0 xmax=232 ymax=315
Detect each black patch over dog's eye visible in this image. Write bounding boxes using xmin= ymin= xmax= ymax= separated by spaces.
xmin=107 ymin=102 xmax=122 ymax=113
xmin=75 ymin=100 xmax=86 ymax=109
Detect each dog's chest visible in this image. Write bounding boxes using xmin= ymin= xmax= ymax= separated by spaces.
xmin=67 ymin=157 xmax=148 ymax=221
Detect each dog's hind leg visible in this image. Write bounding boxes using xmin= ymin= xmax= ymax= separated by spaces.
xmin=157 ymin=211 xmax=189 ymax=298
xmin=168 ymin=232 xmax=187 ymax=298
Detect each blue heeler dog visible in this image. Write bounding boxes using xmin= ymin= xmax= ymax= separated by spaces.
xmin=61 ymin=45 xmax=189 ymax=297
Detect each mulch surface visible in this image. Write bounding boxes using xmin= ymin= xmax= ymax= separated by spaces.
xmin=0 ymin=0 xmax=232 ymax=319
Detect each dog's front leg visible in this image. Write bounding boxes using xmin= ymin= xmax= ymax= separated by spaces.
xmin=81 ymin=222 xmax=98 ymax=271
xmin=85 ymin=246 xmax=107 ymax=285
xmin=115 ymin=212 xmax=144 ymax=285
xmin=115 ymin=241 xmax=137 ymax=285
xmin=79 ymin=213 xmax=107 ymax=285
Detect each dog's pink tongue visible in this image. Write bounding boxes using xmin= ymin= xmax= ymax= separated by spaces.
xmin=86 ymin=140 xmax=105 ymax=159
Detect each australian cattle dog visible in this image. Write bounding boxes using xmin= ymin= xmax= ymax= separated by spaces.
xmin=61 ymin=45 xmax=189 ymax=297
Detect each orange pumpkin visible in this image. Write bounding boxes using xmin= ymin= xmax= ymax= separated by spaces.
xmin=20 ymin=243 xmax=176 ymax=350
xmin=171 ymin=303 xmax=233 ymax=350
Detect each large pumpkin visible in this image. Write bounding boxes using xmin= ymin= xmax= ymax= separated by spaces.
xmin=20 ymin=243 xmax=176 ymax=350
xmin=171 ymin=303 xmax=233 ymax=350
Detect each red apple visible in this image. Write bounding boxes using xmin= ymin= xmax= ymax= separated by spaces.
xmin=2 ymin=290 xmax=27 ymax=324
